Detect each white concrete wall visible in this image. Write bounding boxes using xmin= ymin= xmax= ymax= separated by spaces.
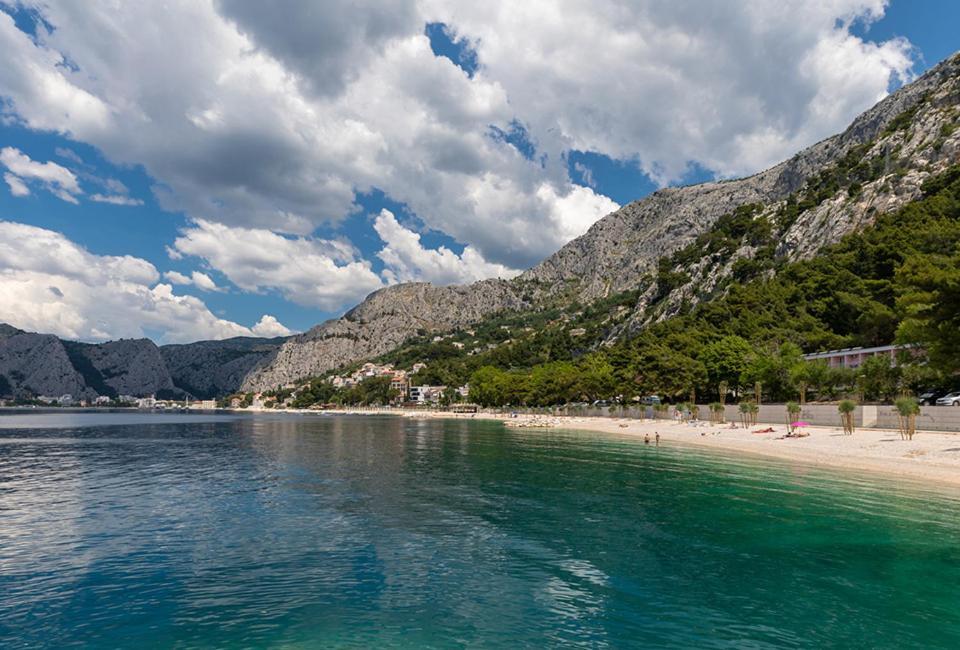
xmin=497 ymin=403 xmax=960 ymax=433
xmin=876 ymin=405 xmax=960 ymax=432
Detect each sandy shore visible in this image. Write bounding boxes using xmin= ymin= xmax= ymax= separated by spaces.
xmin=394 ymin=410 xmax=960 ymax=488
xmin=230 ymin=405 xmax=960 ymax=488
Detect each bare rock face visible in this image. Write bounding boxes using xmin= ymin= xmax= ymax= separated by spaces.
xmin=522 ymin=52 xmax=960 ymax=303
xmin=161 ymin=337 xmax=286 ymax=398
xmin=0 ymin=327 xmax=88 ymax=399
xmin=64 ymin=339 xmax=177 ymax=398
xmin=241 ymin=279 xmax=525 ymax=391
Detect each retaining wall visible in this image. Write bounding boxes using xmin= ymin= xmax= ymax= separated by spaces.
xmin=491 ymin=404 xmax=960 ymax=433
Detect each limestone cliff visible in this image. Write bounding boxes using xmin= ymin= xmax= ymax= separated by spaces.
xmin=240 ymin=280 xmax=525 ymax=391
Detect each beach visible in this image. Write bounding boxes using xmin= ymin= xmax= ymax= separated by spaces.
xmin=395 ymin=409 xmax=960 ymax=488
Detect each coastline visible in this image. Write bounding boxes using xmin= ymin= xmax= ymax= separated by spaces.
xmin=33 ymin=403 xmax=953 ymax=489
xmin=390 ymin=409 xmax=960 ymax=489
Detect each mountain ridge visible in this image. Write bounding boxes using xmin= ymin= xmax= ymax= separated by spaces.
xmin=240 ymin=50 xmax=960 ymax=391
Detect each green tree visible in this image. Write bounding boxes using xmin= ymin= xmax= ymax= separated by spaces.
xmin=469 ymin=366 xmax=507 ymax=406
xmin=894 ymin=396 xmax=920 ymax=440
xmin=858 ymin=355 xmax=901 ymax=403
xmin=741 ymin=342 xmax=805 ymax=402
xmin=578 ymin=354 xmax=616 ymax=402
xmin=700 ymin=335 xmax=752 ymax=395
xmin=897 ymin=251 xmax=960 ymax=375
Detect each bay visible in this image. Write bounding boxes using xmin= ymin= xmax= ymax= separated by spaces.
xmin=1 ymin=412 xmax=958 ymax=648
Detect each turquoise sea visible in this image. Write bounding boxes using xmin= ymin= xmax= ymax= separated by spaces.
xmin=1 ymin=411 xmax=959 ymax=648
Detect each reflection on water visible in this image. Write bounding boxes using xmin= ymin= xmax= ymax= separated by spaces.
xmin=1 ymin=412 xmax=959 ymax=648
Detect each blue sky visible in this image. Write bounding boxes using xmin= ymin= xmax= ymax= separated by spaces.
xmin=0 ymin=1 xmax=956 ymax=343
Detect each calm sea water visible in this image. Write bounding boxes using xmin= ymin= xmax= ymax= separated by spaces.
xmin=2 ymin=411 xmax=959 ymax=648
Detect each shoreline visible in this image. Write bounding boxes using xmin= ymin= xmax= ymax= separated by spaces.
xmin=12 ymin=405 xmax=958 ymax=489
xmin=391 ymin=409 xmax=960 ymax=489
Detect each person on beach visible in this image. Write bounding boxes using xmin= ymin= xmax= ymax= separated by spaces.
xmin=655 ymin=432 xmax=660 ymax=446
xmin=644 ymin=434 xmax=650 ymax=445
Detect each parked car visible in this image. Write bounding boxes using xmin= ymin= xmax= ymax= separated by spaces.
xmin=640 ymin=395 xmax=661 ymax=405
xmin=935 ymin=392 xmax=960 ymax=406
xmin=918 ymin=390 xmax=946 ymax=406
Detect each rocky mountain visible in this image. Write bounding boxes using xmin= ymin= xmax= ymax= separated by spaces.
xmin=161 ymin=336 xmax=287 ymax=399
xmin=241 ymin=51 xmax=960 ymax=391
xmin=62 ymin=339 xmax=177 ymax=398
xmin=0 ymin=325 xmax=88 ymax=399
xmin=0 ymin=324 xmax=286 ymax=400
xmin=240 ymin=280 xmax=526 ymax=391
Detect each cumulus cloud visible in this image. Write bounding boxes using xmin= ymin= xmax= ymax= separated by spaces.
xmin=163 ymin=270 xmax=191 ymax=285
xmin=0 ymin=221 xmax=290 ymax=343
xmin=423 ymin=0 xmax=915 ymax=181
xmin=162 ymin=269 xmax=223 ymax=291
xmin=0 ymin=146 xmax=82 ymax=203
xmin=0 ymin=1 xmax=618 ymax=268
xmin=171 ymin=219 xmax=385 ymax=310
xmin=251 ymin=314 xmax=293 ymax=337
xmin=374 ymin=209 xmax=520 ymax=285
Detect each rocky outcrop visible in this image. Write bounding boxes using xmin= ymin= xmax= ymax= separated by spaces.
xmin=63 ymin=339 xmax=177 ymax=398
xmin=521 ymin=52 xmax=960 ymax=302
xmin=240 ymin=279 xmax=526 ymax=391
xmin=0 ymin=327 xmax=88 ymax=398
xmin=161 ymin=336 xmax=286 ymax=398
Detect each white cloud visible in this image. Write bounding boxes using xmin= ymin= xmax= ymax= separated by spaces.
xmin=0 ymin=146 xmax=82 ymax=203
xmin=251 ymin=314 xmax=293 ymax=337
xmin=163 ymin=269 xmax=224 ymax=292
xmin=89 ymin=193 xmax=143 ymax=206
xmin=171 ymin=219 xmax=384 ymax=310
xmin=0 ymin=221 xmax=289 ymax=343
xmin=190 ymin=270 xmax=221 ymax=292
xmin=374 ymin=209 xmax=520 ymax=285
xmin=4 ymin=172 xmax=30 ymax=196
xmin=423 ymin=0 xmax=915 ymax=181
xmin=0 ymin=1 xmax=618 ymax=268
xmin=163 ymin=270 xmax=191 ymax=285
xmin=55 ymin=147 xmax=84 ymax=164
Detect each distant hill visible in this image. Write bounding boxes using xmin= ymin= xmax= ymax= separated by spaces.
xmin=0 ymin=325 xmax=287 ymax=400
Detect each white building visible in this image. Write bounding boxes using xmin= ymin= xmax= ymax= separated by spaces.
xmin=409 ymin=385 xmax=446 ymax=403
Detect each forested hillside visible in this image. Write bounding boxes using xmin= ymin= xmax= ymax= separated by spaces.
xmin=297 ymin=164 xmax=960 ymax=408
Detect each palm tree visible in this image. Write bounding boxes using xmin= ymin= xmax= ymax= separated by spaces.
xmin=894 ymin=397 xmax=920 ymax=440
xmin=709 ymin=402 xmax=724 ymax=424
xmin=838 ymin=399 xmax=856 ymax=435
xmin=786 ymin=401 xmax=802 ymax=434
xmin=738 ymin=401 xmax=752 ymax=428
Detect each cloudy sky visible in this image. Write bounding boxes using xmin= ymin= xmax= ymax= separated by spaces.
xmin=0 ymin=0 xmax=956 ymax=343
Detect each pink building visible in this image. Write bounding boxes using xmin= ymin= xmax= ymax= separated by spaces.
xmin=803 ymin=344 xmax=904 ymax=369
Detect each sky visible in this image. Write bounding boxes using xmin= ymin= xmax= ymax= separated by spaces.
xmin=0 ymin=0 xmax=956 ymax=344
